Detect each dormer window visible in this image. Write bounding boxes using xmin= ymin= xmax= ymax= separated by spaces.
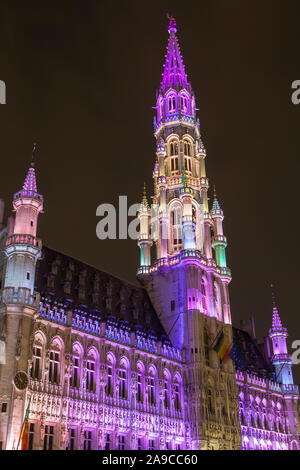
xmin=168 ymin=95 xmax=176 ymax=113
xmin=181 ymin=96 xmax=188 ymax=113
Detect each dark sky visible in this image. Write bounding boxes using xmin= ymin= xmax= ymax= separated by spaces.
xmin=0 ymin=1 xmax=300 ymax=381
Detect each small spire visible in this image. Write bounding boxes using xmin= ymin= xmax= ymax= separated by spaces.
xmin=22 ymin=143 xmax=38 ymax=193
xmin=211 ymin=185 xmax=221 ymax=212
xmin=141 ymin=182 xmax=148 ymax=207
xmin=270 ymin=283 xmax=283 ymax=329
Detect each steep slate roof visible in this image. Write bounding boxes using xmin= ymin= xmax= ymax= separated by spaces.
xmin=232 ymin=327 xmax=275 ymax=379
xmin=35 ymin=246 xmax=167 ymax=339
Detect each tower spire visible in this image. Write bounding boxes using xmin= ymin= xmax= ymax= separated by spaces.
xmin=270 ymin=283 xmax=283 ymax=329
xmin=160 ymin=15 xmax=190 ymax=92
xmin=141 ymin=182 xmax=149 ymax=207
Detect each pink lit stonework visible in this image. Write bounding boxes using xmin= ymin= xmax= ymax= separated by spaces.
xmin=0 ymin=17 xmax=299 ymax=451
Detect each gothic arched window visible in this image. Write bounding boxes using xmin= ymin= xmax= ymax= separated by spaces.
xmin=170 ymin=205 xmax=182 ymax=253
xmin=183 ymin=140 xmax=192 ymax=156
xmin=106 ymin=354 xmax=115 ymax=397
xmin=180 ymin=95 xmax=188 ymax=113
xmin=70 ymin=344 xmax=82 ymax=388
xmin=49 ymin=350 xmax=60 ymax=384
xmin=168 ymin=95 xmax=177 ymax=113
xmin=119 ymin=358 xmax=128 ymax=400
xmin=86 ymin=352 xmax=96 ymax=392
xmin=170 ymin=141 xmax=178 ymax=156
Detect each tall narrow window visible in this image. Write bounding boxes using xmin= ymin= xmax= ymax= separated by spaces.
xmin=105 ymin=434 xmax=111 ymax=450
xmin=28 ymin=423 xmax=34 ymax=450
xmin=164 ymin=380 xmax=169 ymax=409
xmin=137 ymin=373 xmax=143 ymax=403
xmin=149 ymin=439 xmax=155 ymax=450
xmin=184 ymin=141 xmax=191 ymax=156
xmin=170 ymin=141 xmax=178 ymax=156
xmin=70 ymin=428 xmax=76 ymax=450
xmin=70 ymin=357 xmax=79 ymax=388
xmin=184 ymin=157 xmax=192 ymax=173
xmin=118 ymin=435 xmax=125 ymax=450
xmin=201 ymin=278 xmax=207 ymax=312
xmin=32 ymin=346 xmax=41 ymax=380
xmin=181 ymin=96 xmax=188 ymax=113
xmin=43 ymin=425 xmax=54 ymax=450
xmin=170 ymin=157 xmax=179 ymax=175
xmin=171 ymin=206 xmax=182 ymax=253
xmin=49 ymin=352 xmax=59 ymax=384
xmin=106 ymin=356 xmax=114 ymax=397
xmin=86 ymin=360 xmax=95 ymax=392
xmin=119 ymin=368 xmax=126 ymax=399
xmin=168 ymin=95 xmax=176 ymax=113
xmin=174 ymin=383 xmax=180 ymax=411
xmin=137 ymin=438 xmax=143 ymax=450
xmin=149 ymin=376 xmax=155 ymax=405
xmin=83 ymin=430 xmax=92 ymax=450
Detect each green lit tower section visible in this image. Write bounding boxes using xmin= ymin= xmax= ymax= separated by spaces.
xmin=211 ymin=188 xmax=227 ymax=268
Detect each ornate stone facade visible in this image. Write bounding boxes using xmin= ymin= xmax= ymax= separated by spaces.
xmin=0 ymin=17 xmax=299 ymax=451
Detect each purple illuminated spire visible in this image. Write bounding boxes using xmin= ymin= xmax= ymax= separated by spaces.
xmin=23 ymin=143 xmax=38 ymax=192
xmin=160 ymin=15 xmax=190 ymax=92
xmin=23 ymin=167 xmax=37 ymax=192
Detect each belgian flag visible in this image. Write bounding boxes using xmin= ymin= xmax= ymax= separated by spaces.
xmin=212 ymin=331 xmax=232 ymax=363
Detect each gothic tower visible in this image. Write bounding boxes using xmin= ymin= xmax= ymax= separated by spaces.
xmin=137 ymin=17 xmax=241 ymax=450
xmin=268 ymin=288 xmax=299 ymax=438
xmin=0 ymin=151 xmax=43 ymax=449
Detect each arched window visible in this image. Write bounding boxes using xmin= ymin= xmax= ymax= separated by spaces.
xmin=86 ymin=350 xmax=96 ymax=392
xmin=70 ymin=344 xmax=82 ymax=388
xmin=157 ymin=96 xmax=163 ymax=121
xmin=49 ymin=350 xmax=60 ymax=384
xmin=173 ymin=375 xmax=181 ymax=412
xmin=106 ymin=354 xmax=115 ymax=397
xmin=31 ymin=333 xmax=45 ymax=380
xmin=137 ymin=362 xmax=144 ymax=404
xmin=184 ymin=156 xmax=192 ymax=174
xmin=183 ymin=140 xmax=191 ymax=156
xmin=170 ymin=205 xmax=182 ymax=253
xmin=119 ymin=358 xmax=128 ymax=400
xmin=170 ymin=141 xmax=178 ymax=156
xmin=148 ymin=367 xmax=156 ymax=406
xmin=207 ymin=388 xmax=214 ymax=414
xmin=214 ymin=282 xmax=222 ymax=321
xmin=163 ymin=370 xmax=171 ymax=410
xmin=180 ymin=95 xmax=188 ymax=113
xmin=168 ymin=95 xmax=177 ymax=113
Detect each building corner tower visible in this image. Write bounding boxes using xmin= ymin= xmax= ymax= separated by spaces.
xmin=0 ymin=151 xmax=43 ymax=450
xmin=137 ymin=17 xmax=241 ymax=450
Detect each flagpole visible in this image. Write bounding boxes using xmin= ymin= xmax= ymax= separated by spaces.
xmin=16 ymin=394 xmax=31 ymax=450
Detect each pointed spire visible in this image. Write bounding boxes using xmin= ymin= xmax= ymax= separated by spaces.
xmin=270 ymin=283 xmax=283 ymax=330
xmin=160 ymin=15 xmax=190 ymax=92
xmin=23 ymin=143 xmax=38 ymax=193
xmin=141 ymin=182 xmax=149 ymax=207
xmin=211 ymin=185 xmax=221 ymax=212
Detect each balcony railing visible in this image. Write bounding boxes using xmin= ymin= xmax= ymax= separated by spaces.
xmin=6 ymin=234 xmax=42 ymax=249
xmin=0 ymin=287 xmax=39 ymax=306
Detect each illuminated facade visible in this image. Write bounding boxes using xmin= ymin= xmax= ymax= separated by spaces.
xmin=0 ymin=17 xmax=299 ymax=451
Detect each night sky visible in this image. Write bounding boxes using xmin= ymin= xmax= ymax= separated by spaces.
xmin=0 ymin=1 xmax=300 ymax=381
